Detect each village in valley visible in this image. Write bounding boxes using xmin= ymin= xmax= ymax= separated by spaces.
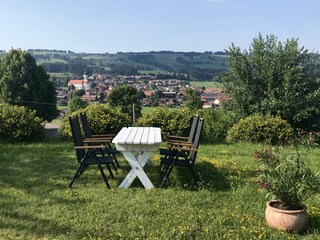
xmin=57 ymin=72 xmax=227 ymax=110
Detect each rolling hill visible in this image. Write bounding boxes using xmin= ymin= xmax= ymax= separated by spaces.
xmin=28 ymin=49 xmax=229 ymax=81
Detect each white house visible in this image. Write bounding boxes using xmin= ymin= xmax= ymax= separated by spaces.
xmin=68 ymin=73 xmax=91 ymax=91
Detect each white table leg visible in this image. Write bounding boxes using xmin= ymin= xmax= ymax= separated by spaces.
xmin=119 ymin=151 xmax=154 ymax=189
xmin=135 ymin=151 xmax=153 ymax=166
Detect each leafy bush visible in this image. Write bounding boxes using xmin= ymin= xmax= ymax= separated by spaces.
xmin=60 ymin=103 xmax=131 ymax=139
xmin=136 ymin=107 xmax=193 ymax=138
xmin=0 ymin=103 xmax=44 ymax=141
xmin=223 ymin=33 xmax=320 ymax=131
xmin=68 ymin=96 xmax=89 ymax=113
xmin=198 ymin=108 xmax=240 ymax=142
xmin=226 ymin=114 xmax=293 ymax=144
xmin=254 ymin=146 xmax=320 ymax=209
xmin=107 ymin=85 xmax=142 ymax=121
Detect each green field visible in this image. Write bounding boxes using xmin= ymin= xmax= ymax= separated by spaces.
xmin=36 ymin=59 xmax=69 ymax=64
xmin=49 ymin=119 xmax=63 ymax=125
xmin=142 ymin=106 xmax=156 ymax=114
xmin=190 ymin=81 xmax=223 ymax=88
xmin=0 ymin=140 xmax=319 ymax=239
xmin=48 ymin=72 xmax=73 ymax=78
xmin=142 ymin=107 xmax=182 ymax=114
xmin=138 ymin=69 xmax=168 ymax=75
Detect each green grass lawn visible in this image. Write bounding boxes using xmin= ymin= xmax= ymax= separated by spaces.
xmin=0 ymin=140 xmax=319 ymax=239
xmin=190 ymin=81 xmax=222 ymax=88
xmin=37 ymin=59 xmax=69 ymax=64
xmin=48 ymin=72 xmax=73 ymax=78
xmin=141 ymin=106 xmax=156 ymax=114
xmin=142 ymin=107 xmax=183 ymax=114
xmin=49 ymin=119 xmax=63 ymax=126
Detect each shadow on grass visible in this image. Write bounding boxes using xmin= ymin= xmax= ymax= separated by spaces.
xmin=126 ymin=160 xmax=231 ymax=191
xmin=0 ymin=142 xmax=108 ymax=238
xmin=172 ymin=161 xmax=231 ymax=191
xmin=0 ymin=142 xmax=90 ymax=204
xmin=0 ymin=211 xmax=71 ymax=237
xmin=0 ymin=207 xmax=92 ymax=239
xmin=306 ymin=214 xmax=320 ymax=234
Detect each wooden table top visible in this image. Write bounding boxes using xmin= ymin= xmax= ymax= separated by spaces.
xmin=112 ymin=127 xmax=162 ymax=151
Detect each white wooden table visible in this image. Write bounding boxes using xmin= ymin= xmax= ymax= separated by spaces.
xmin=112 ymin=127 xmax=162 ymax=189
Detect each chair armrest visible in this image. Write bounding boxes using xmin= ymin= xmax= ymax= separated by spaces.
xmin=85 ymin=137 xmax=113 ymax=141
xmin=168 ymin=139 xmax=191 ymax=144
xmin=74 ymin=145 xmax=106 ymax=149
xmin=170 ymin=146 xmax=198 ymax=152
xmin=92 ymin=134 xmax=115 ymax=138
xmin=168 ymin=135 xmax=188 ymax=140
xmin=83 ymin=138 xmax=111 ymax=143
xmin=168 ymin=141 xmax=193 ymax=147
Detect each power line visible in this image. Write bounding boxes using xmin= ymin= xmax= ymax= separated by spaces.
xmin=9 ymin=100 xmax=57 ymax=106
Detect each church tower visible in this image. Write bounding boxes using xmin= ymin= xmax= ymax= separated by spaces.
xmin=82 ymin=72 xmax=90 ymax=91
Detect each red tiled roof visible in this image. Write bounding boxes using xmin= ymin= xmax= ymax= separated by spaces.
xmin=143 ymin=90 xmax=156 ymax=97
xmin=203 ymin=88 xmax=223 ymax=93
xmin=68 ymin=80 xmax=86 ymax=85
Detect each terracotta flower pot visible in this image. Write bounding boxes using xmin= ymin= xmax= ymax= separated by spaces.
xmin=265 ymin=201 xmax=308 ymax=233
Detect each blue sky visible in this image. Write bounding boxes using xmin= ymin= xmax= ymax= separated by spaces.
xmin=1 ymin=0 xmax=319 ymax=53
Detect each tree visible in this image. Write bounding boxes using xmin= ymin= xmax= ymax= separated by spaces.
xmin=137 ymin=89 xmax=146 ymax=100
xmin=0 ymin=49 xmax=57 ymax=121
xmin=150 ymin=90 xmax=163 ymax=106
xmin=68 ymin=96 xmax=88 ymax=113
xmin=98 ymin=92 xmax=106 ymax=103
xmin=107 ymin=85 xmax=142 ymax=121
xmin=184 ymin=88 xmax=203 ymax=110
xmin=74 ymin=89 xmax=86 ymax=97
xmin=110 ymin=64 xmax=138 ymax=75
xmin=223 ymin=34 xmax=320 ymax=130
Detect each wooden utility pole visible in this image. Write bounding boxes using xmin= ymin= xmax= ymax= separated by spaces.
xmin=132 ymin=103 xmax=136 ymax=124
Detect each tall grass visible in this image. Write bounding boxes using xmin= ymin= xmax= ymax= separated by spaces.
xmin=0 ymin=140 xmax=319 ymax=239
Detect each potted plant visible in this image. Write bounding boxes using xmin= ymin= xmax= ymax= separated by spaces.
xmin=254 ymin=145 xmax=319 ymax=233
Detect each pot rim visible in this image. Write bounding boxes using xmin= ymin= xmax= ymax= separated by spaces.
xmin=266 ymin=200 xmax=307 ymax=214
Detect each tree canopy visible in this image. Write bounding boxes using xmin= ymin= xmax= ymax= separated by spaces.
xmin=68 ymin=96 xmax=89 ymax=113
xmin=184 ymin=88 xmax=203 ymax=110
xmin=0 ymin=49 xmax=57 ymax=121
xmin=223 ymin=34 xmax=320 ymax=130
xmin=107 ymin=85 xmax=142 ymax=122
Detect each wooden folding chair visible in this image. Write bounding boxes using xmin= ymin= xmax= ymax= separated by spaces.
xmin=159 ymin=115 xmax=199 ymax=158
xmin=160 ymin=118 xmax=204 ymax=188
xmin=68 ymin=116 xmax=115 ymax=189
xmin=79 ymin=112 xmax=120 ymax=168
xmin=167 ymin=115 xmax=199 ymax=144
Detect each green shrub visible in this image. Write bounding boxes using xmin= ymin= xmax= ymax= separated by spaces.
xmin=226 ymin=114 xmax=293 ymax=144
xmin=68 ymin=96 xmax=89 ymax=113
xmin=136 ymin=107 xmax=193 ymax=138
xmin=0 ymin=103 xmax=44 ymax=141
xmin=198 ymin=108 xmax=240 ymax=142
xmin=60 ymin=103 xmax=131 ymax=139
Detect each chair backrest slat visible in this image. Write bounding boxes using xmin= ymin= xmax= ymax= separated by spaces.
xmin=187 ymin=115 xmax=199 ymax=142
xmin=69 ymin=116 xmax=85 ymax=162
xmin=80 ymin=112 xmax=93 ymax=138
xmin=190 ymin=118 xmax=204 ymax=163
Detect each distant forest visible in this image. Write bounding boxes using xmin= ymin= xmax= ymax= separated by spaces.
xmin=1 ymin=49 xmax=230 ymax=81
